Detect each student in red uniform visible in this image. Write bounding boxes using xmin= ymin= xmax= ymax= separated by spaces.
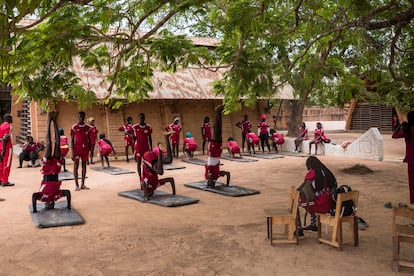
xmin=59 ymin=128 xmax=69 ymax=172
xmin=141 ymin=132 xmax=175 ymax=201
xmin=201 ymin=116 xmax=211 ymax=155
xmin=71 ymin=111 xmax=91 ymax=191
xmin=299 ymin=156 xmax=337 ymax=232
xmin=245 ymin=130 xmax=260 ymax=154
xmin=269 ymin=129 xmax=284 ymax=153
xmin=205 ymin=105 xmax=230 ymax=187
xmin=309 ymin=122 xmax=329 ymax=155
xmin=118 ymin=116 xmax=135 ymax=162
xmin=0 ymin=114 xmax=14 ymax=187
xmin=18 ymin=136 xmax=44 ymax=168
xmin=166 ymin=117 xmax=182 ymax=158
xmin=236 ymin=114 xmax=251 ymax=153
xmin=392 ymin=111 xmax=414 ymax=204
xmin=227 ymin=137 xmax=241 ymax=158
xmin=258 ymin=114 xmax=271 ymax=153
xmin=88 ymin=117 xmax=98 ymax=164
xmin=32 ymin=111 xmax=71 ymax=212
xmin=183 ymin=131 xmax=197 ymax=159
xmin=294 ymin=122 xmax=308 ymax=153
xmin=133 ymin=113 xmax=152 ymax=179
xmin=97 ymin=133 xmax=117 ymax=168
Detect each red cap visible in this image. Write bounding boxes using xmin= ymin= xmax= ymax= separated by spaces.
xmin=260 ymin=114 xmax=266 ymax=120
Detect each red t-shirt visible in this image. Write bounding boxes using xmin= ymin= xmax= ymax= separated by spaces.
xmin=258 ymin=121 xmax=270 ymax=135
xmin=133 ymin=123 xmax=152 ymax=154
xmin=166 ymin=123 xmax=182 ymax=143
xmin=227 ymin=140 xmax=240 ymax=153
xmin=71 ymin=123 xmax=91 ymax=149
xmin=98 ymin=139 xmax=112 ymax=156
xmin=119 ymin=124 xmax=134 ymax=140
xmin=271 ymin=133 xmax=284 ymax=144
xmin=41 ymin=157 xmax=62 ymax=176
xmin=246 ymin=133 xmax=260 ymax=144
xmin=184 ymin=137 xmax=197 ymax=151
xmin=89 ymin=125 xmax=98 ymax=145
xmin=0 ymin=122 xmax=12 ymax=150
xmin=201 ymin=123 xmax=212 ymax=141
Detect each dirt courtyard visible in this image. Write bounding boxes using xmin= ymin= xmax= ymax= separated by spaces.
xmin=0 ymin=132 xmax=413 ymax=275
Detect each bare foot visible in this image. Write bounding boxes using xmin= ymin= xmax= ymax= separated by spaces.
xmin=81 ymin=185 xmax=90 ymax=190
xmin=75 ymin=186 xmax=80 ymax=191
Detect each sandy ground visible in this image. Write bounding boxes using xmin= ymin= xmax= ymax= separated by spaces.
xmin=0 ymin=131 xmax=413 ymax=275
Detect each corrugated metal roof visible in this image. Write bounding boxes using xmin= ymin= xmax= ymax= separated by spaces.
xmin=19 ymin=19 xmax=295 ymax=100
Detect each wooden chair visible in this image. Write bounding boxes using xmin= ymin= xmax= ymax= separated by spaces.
xmin=392 ymin=206 xmax=414 ymax=272
xmin=264 ymin=186 xmax=300 ymax=245
xmin=316 ymin=190 xmax=359 ymax=251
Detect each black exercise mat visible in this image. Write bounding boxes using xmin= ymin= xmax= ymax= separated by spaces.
xmin=163 ymin=164 xmax=186 ymax=170
xmin=184 ymin=180 xmax=260 ymax=197
xmin=181 ymin=158 xmax=207 ymax=166
xmin=29 ymin=201 xmax=84 ymax=228
xmin=248 ymin=153 xmax=285 ymax=159
xmin=220 ymin=154 xmax=258 ymax=162
xmin=90 ymin=166 xmax=135 ymax=175
xmin=59 ymin=170 xmax=85 ymax=181
xmin=118 ymin=189 xmax=199 ymax=207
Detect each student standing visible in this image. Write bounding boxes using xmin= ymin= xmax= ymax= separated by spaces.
xmin=88 ymin=117 xmax=98 ymax=164
xmin=258 ymin=114 xmax=271 ymax=153
xmin=201 ymin=116 xmax=211 ymax=155
xmin=236 ymin=115 xmax=251 ymax=153
xmin=392 ymin=111 xmax=414 ymax=204
xmin=0 ymin=114 xmax=14 ymax=187
xmin=119 ymin=117 xmax=135 ymax=162
xmin=71 ymin=111 xmax=91 ymax=191
xmin=133 ymin=113 xmax=152 ymax=179
xmin=166 ymin=117 xmax=182 ymax=158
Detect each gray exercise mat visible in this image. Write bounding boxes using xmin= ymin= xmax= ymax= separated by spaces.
xmin=184 ymin=180 xmax=260 ymax=197
xmin=220 ymin=154 xmax=258 ymax=162
xmin=29 ymin=201 xmax=84 ymax=228
xmin=118 ymin=189 xmax=199 ymax=207
xmin=248 ymin=153 xmax=285 ymax=159
xmin=278 ymin=152 xmax=308 ymax=157
xmin=59 ymin=170 xmax=85 ymax=181
xmin=90 ymin=166 xmax=135 ymax=175
xmin=181 ymin=158 xmax=207 ymax=166
xmin=163 ymin=164 xmax=186 ymax=170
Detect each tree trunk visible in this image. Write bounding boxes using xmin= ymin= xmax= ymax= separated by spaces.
xmin=286 ymin=98 xmax=306 ymax=137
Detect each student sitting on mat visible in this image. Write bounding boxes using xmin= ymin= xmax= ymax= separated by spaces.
xmin=227 ymin=137 xmax=242 ymax=158
xmin=97 ymin=133 xmax=117 ymax=168
xmin=141 ymin=131 xmax=175 ymax=201
xmin=183 ymin=131 xmax=197 ymax=159
xmin=245 ymin=130 xmax=260 ymax=154
xmin=32 ymin=111 xmax=71 ymax=213
xmin=205 ymin=105 xmax=230 ymax=187
xmin=269 ymin=129 xmax=284 ymax=153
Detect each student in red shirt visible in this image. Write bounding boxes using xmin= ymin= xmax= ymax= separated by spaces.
xmin=119 ymin=117 xmax=135 ymax=162
xmin=269 ymin=129 xmax=284 ymax=153
xmin=183 ymin=132 xmax=197 ymax=159
xmin=309 ymin=122 xmax=329 ymax=155
xmin=0 ymin=114 xmax=14 ymax=187
xmin=141 ymin=132 xmax=175 ymax=201
xmin=71 ymin=111 xmax=91 ymax=191
xmin=294 ymin=122 xmax=309 ymax=153
xmin=18 ymin=136 xmax=44 ymax=168
xmin=166 ymin=117 xmax=182 ymax=158
xmin=392 ymin=111 xmax=414 ymax=204
xmin=32 ymin=111 xmax=71 ymax=212
xmin=227 ymin=137 xmax=241 ymax=158
xmin=245 ymin=130 xmax=260 ymax=154
xmin=59 ymin=128 xmax=69 ymax=172
xmin=205 ymin=105 xmax=230 ymax=187
xmin=97 ymin=133 xmax=117 ymax=168
xmin=258 ymin=114 xmax=271 ymax=153
xmin=133 ymin=113 xmax=152 ymax=179
xmin=88 ymin=117 xmax=98 ymax=164
xmin=201 ymin=116 xmax=211 ymax=155
xmin=236 ymin=114 xmax=251 ymax=153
